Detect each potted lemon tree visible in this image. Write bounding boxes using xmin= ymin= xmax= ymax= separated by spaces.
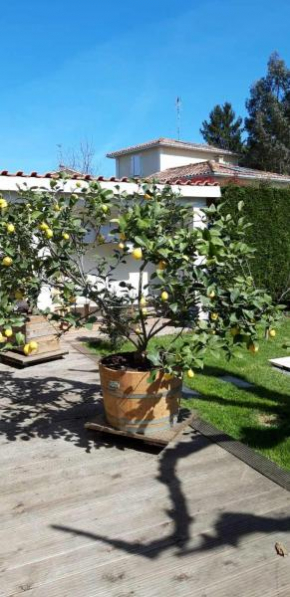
xmin=0 ymin=179 xmax=279 ymax=436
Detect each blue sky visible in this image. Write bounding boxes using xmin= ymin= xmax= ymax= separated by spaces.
xmin=1 ymin=0 xmax=290 ymax=175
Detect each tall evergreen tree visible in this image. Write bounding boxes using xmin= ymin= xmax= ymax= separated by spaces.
xmin=244 ymin=52 xmax=290 ymax=173
xmin=200 ymin=102 xmax=244 ymax=154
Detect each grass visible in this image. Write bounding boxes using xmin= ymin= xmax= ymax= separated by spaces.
xmin=86 ymin=320 xmax=290 ymax=471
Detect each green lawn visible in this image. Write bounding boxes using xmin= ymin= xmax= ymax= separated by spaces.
xmin=86 ymin=319 xmax=290 ymax=470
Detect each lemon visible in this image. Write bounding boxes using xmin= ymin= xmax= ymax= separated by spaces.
xmin=29 ymin=341 xmax=38 ymax=351
xmin=54 ymin=204 xmax=61 ymax=212
xmin=269 ymin=329 xmax=276 ymax=338
xmin=39 ymin=222 xmax=49 ymax=231
xmin=2 ymin=256 xmax=13 ymax=266
xmin=101 ymin=204 xmax=109 ymax=213
xmin=158 ymin=260 xmax=167 ymax=270
xmin=135 ymin=327 xmax=142 ymax=334
xmin=0 ymin=198 xmax=8 ymax=209
xmin=141 ymin=307 xmax=148 ymax=316
xmin=230 ymin=326 xmax=239 ymax=337
xmin=187 ymin=369 xmax=195 ymax=379
xmin=23 ymin=343 xmax=32 ymax=356
xmin=139 ymin=297 xmax=147 ymax=307
xmin=248 ymin=343 xmax=259 ymax=354
xmin=45 ymin=229 xmax=53 ymax=239
xmin=6 ymin=223 xmax=15 ymax=233
xmin=119 ymin=232 xmax=126 ymax=241
xmin=211 ymin=312 xmax=218 ymax=321
xmin=161 ymin=291 xmax=169 ymax=301
xmin=15 ymin=290 xmax=24 ymax=300
xmin=62 ymin=232 xmax=70 ymax=240
xmin=208 ymin=290 xmax=215 ymax=299
xmin=164 ymin=372 xmax=174 ymax=381
xmin=4 ymin=329 xmax=12 ymax=338
xmin=118 ymin=242 xmax=125 ymax=250
xmin=132 ymin=247 xmax=142 ymax=260
xmin=0 ymin=334 xmax=6 ymax=343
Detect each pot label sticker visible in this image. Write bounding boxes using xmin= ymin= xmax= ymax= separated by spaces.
xmin=108 ymin=381 xmax=120 ymax=391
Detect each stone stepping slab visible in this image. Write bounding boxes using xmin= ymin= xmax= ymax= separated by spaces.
xmin=220 ymin=375 xmax=254 ymax=389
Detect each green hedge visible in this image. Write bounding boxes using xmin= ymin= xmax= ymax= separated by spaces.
xmin=220 ymin=185 xmax=290 ymax=304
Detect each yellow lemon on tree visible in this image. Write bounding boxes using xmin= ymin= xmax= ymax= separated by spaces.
xmin=132 ymin=247 xmax=142 ymax=260
xmin=6 ymin=223 xmax=15 ymax=233
xmin=135 ymin=327 xmax=142 ymax=334
xmin=29 ymin=341 xmax=38 ymax=352
xmin=248 ymin=343 xmax=259 ymax=354
xmin=208 ymin=290 xmax=215 ymax=299
xmin=4 ymin=328 xmax=12 ymax=338
xmin=141 ymin=307 xmax=148 ymax=316
xmin=62 ymin=232 xmax=70 ymax=240
xmin=230 ymin=326 xmax=239 ymax=337
xmin=211 ymin=312 xmax=218 ymax=321
xmin=139 ymin=296 xmax=147 ymax=307
xmin=45 ymin=229 xmax=53 ymax=239
xmin=23 ymin=343 xmax=32 ymax=356
xmin=39 ymin=222 xmax=49 ymax=231
xmin=164 ymin=372 xmax=174 ymax=381
xmin=269 ymin=329 xmax=276 ymax=338
xmin=54 ymin=204 xmax=61 ymax=212
xmin=101 ymin=204 xmax=109 ymax=213
xmin=15 ymin=290 xmax=24 ymax=300
xmin=0 ymin=198 xmax=8 ymax=209
xmin=0 ymin=334 xmax=6 ymax=343
xmin=2 ymin=256 xmax=13 ymax=266
xmin=187 ymin=369 xmax=195 ymax=379
xmin=118 ymin=242 xmax=125 ymax=250
xmin=158 ymin=260 xmax=167 ymax=270
xmin=161 ymin=291 xmax=169 ymax=301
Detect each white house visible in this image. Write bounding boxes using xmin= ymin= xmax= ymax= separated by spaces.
xmin=107 ymin=137 xmax=238 ymax=178
xmin=0 ymin=169 xmax=220 ymax=310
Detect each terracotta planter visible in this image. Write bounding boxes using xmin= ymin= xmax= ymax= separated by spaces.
xmin=99 ymin=353 xmax=181 ymax=436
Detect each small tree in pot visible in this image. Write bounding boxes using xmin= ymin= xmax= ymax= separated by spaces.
xmin=92 ymin=187 xmax=280 ymax=435
xmin=0 ymin=180 xmax=279 ymax=436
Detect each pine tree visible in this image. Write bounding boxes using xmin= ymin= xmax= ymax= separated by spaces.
xmin=200 ymin=102 xmax=244 ymax=154
xmin=244 ymin=52 xmax=290 ymax=173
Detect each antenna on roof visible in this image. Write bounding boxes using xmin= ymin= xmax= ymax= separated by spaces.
xmin=176 ymin=97 xmax=182 ymax=140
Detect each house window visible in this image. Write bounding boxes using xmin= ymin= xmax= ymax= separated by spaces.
xmin=130 ymin=154 xmax=141 ymax=176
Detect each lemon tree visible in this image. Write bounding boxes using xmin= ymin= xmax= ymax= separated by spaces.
xmin=0 ymin=176 xmax=113 ymax=349
xmin=98 ymin=186 xmax=280 ymax=378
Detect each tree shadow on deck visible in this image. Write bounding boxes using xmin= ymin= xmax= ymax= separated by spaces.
xmin=0 ymin=369 xmax=118 ymax=453
xmin=51 ymin=427 xmax=290 ymax=560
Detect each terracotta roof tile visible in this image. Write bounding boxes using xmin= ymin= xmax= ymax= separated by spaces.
xmin=0 ymin=170 xmax=217 ymax=187
xmin=107 ymin=138 xmax=237 ymax=158
xmin=148 ymin=160 xmax=290 ymax=184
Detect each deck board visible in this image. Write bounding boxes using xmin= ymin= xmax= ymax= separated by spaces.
xmin=0 ymin=335 xmax=290 ymax=596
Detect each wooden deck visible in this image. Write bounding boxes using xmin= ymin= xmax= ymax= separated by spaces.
xmin=1 ymin=337 xmax=290 ymax=596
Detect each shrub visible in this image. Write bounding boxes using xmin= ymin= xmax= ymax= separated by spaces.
xmin=220 ymin=185 xmax=290 ymax=304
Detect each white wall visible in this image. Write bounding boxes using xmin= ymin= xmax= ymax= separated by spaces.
xmin=159 ymin=147 xmax=238 ymax=171
xmin=117 ymin=148 xmax=161 ymax=178
xmin=115 ymin=147 xmax=237 ymax=177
